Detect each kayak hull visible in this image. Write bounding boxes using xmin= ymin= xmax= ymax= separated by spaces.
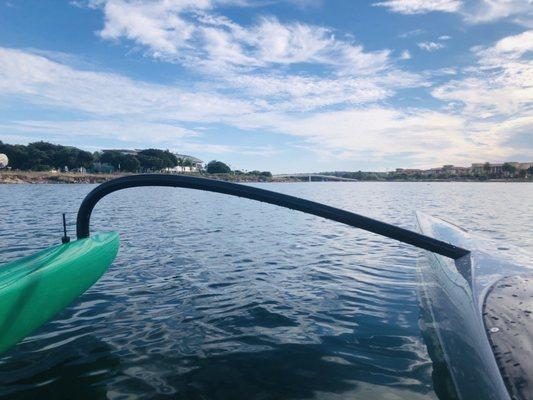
xmin=416 ymin=213 xmax=512 ymax=400
xmin=0 ymin=232 xmax=119 ymax=354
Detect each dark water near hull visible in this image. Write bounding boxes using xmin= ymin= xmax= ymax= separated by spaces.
xmin=0 ymin=182 xmax=531 ymax=399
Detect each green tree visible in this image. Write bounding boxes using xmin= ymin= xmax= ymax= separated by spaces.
xmin=120 ymin=154 xmax=140 ymax=172
xmin=0 ymin=141 xmax=93 ymax=171
xmin=100 ymin=151 xmax=123 ymax=169
xmin=206 ymin=160 xmax=231 ymax=174
xmin=138 ymin=149 xmax=177 ymax=168
xmin=0 ymin=142 xmax=29 ymax=170
xmin=27 ymin=147 xmax=51 ymax=170
xmin=100 ymin=151 xmax=140 ymax=172
xmin=502 ymin=163 xmax=517 ymax=176
xmin=76 ymin=150 xmax=94 ymax=169
xmin=137 ymin=154 xmax=166 ymax=170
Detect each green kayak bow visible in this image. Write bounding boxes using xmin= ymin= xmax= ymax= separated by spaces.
xmin=0 ymin=232 xmax=119 ymax=354
xmin=0 ymin=174 xmax=469 ymax=356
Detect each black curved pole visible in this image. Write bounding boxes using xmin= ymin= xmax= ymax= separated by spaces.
xmin=76 ymin=174 xmax=470 ymax=259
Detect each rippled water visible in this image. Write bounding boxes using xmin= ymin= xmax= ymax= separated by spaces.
xmin=0 ymin=182 xmax=531 ymax=399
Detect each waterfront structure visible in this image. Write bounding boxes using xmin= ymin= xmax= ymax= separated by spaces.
xmin=395 ymin=162 xmax=533 ymax=177
xmin=471 ymin=162 xmax=532 ymax=175
xmin=101 ymin=149 xmax=139 ymax=156
xmin=100 ymin=149 xmax=204 ymax=173
xmin=168 ymin=154 xmax=203 ymax=173
xmin=434 ymin=165 xmax=471 ymax=176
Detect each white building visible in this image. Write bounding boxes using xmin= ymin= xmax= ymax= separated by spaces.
xmin=101 ymin=149 xmax=139 ymax=156
xmin=168 ymin=154 xmax=203 ymax=173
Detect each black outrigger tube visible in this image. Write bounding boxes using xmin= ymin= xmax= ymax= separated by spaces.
xmin=76 ymin=174 xmax=470 ymax=260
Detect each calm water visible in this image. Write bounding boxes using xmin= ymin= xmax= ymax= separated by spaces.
xmin=0 ymin=182 xmax=531 ymax=399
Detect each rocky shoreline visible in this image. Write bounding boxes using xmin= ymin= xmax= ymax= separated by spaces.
xmin=0 ymin=171 xmax=117 ymax=184
xmin=1 ymin=171 xmax=530 ymax=184
xmin=0 ymin=171 xmax=298 ymax=184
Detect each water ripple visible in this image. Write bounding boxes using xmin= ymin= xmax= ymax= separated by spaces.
xmin=0 ymin=182 xmax=531 ymax=399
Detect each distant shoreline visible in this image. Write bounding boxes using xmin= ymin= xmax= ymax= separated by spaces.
xmin=0 ymin=171 xmax=297 ymax=184
xmin=1 ymin=171 xmax=531 ymax=184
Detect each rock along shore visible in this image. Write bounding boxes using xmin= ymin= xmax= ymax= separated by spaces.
xmin=0 ymin=171 xmax=298 ymax=184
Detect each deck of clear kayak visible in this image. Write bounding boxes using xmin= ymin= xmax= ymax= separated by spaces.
xmin=416 ymin=212 xmax=532 ymax=400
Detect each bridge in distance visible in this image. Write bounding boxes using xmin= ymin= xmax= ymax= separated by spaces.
xmin=274 ymin=173 xmax=358 ymax=182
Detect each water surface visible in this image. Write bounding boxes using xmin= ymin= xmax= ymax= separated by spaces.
xmin=0 ymin=182 xmax=531 ymax=399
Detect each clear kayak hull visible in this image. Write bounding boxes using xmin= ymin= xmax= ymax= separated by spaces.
xmin=416 ymin=213 xmax=532 ymax=400
xmin=0 ymin=232 xmax=119 ymax=354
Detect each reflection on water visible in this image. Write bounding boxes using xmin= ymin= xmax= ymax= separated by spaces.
xmin=0 ymin=182 xmax=531 ymax=399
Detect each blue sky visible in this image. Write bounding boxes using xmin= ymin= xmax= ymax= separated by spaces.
xmin=0 ymin=0 xmax=531 ymax=173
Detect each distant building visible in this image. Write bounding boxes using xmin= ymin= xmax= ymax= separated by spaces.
xmin=0 ymin=153 xmax=8 ymax=169
xmin=471 ymin=162 xmax=504 ymax=174
xmin=440 ymin=165 xmax=470 ymax=175
xmin=395 ymin=168 xmax=422 ymax=175
xmin=470 ymin=162 xmax=531 ymax=175
xmin=101 ymin=149 xmax=139 ymax=155
xmin=421 ymin=168 xmax=440 ymax=176
xmin=167 ymin=154 xmax=203 ymax=173
xmin=99 ymin=149 xmax=204 ymax=173
xmin=393 ymin=161 xmax=532 ymax=178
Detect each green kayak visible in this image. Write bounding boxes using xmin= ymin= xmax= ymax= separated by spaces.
xmin=0 ymin=232 xmax=119 ymax=354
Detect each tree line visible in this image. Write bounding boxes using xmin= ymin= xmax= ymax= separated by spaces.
xmin=0 ymin=141 xmax=182 ymax=172
xmin=0 ymin=141 xmax=94 ymax=171
xmin=98 ymin=148 xmax=180 ymax=172
xmin=0 ymin=141 xmax=273 ymax=176
xmin=324 ymin=165 xmax=533 ymax=181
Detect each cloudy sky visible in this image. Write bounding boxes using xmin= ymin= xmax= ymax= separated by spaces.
xmin=0 ymin=0 xmax=531 ymax=172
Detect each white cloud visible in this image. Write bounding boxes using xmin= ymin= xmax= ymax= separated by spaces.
xmin=0 ymin=47 xmax=255 ymax=121
xmin=461 ymin=0 xmax=533 ymax=26
xmin=398 ymin=28 xmax=424 ymax=38
xmin=246 ymin=17 xmax=333 ymax=65
xmin=0 ymin=46 xmax=422 ymax=120
xmin=475 ymin=29 xmax=533 ymax=62
xmin=218 ymin=100 xmax=526 ymax=167
xmin=0 ymin=119 xmax=280 ymax=155
xmin=0 ymin=46 xmax=427 ymax=157
xmin=0 ymin=119 xmax=198 ymax=143
xmin=92 ymin=1 xmax=391 ymax=75
xmin=219 ymin=70 xmax=425 ymax=111
xmin=373 ymin=0 xmax=462 ymax=14
xmin=226 ymin=30 xmax=533 ymax=164
xmin=271 ymin=108 xmax=467 ymax=157
xmin=2 ymin=23 xmax=532 ymax=168
xmin=438 ymin=35 xmax=451 ymax=40
xmin=418 ymin=41 xmax=445 ymax=51
xmin=400 ymin=50 xmax=411 ymax=59
xmin=284 ymin=0 xmax=323 ymax=9
xmin=98 ymin=0 xmax=211 ymax=56
xmin=433 ymin=30 xmax=533 ymax=117
xmin=375 ymin=0 xmax=533 ymax=26
xmin=428 ymin=30 xmax=533 ymax=162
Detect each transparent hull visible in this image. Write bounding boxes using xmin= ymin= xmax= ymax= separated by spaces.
xmin=416 ymin=213 xmax=532 ymax=400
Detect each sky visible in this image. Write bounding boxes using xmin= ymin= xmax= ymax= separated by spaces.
xmin=0 ymin=0 xmax=532 ymax=173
